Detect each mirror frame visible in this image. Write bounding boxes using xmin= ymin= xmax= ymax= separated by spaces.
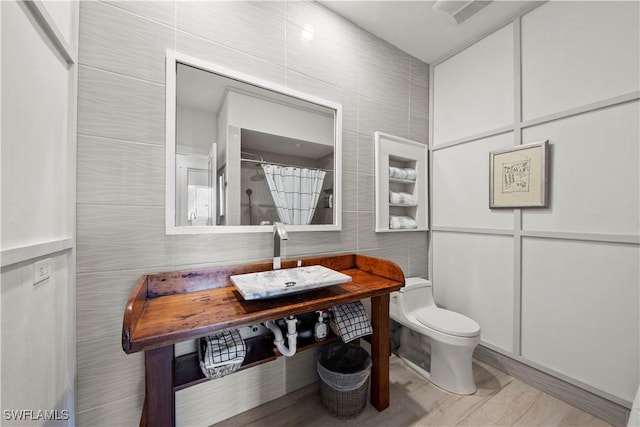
xmin=165 ymin=50 xmax=343 ymax=234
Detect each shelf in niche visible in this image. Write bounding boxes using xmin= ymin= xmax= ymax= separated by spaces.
xmin=374 ymin=131 xmax=429 ymax=233
xmin=389 ymin=177 xmax=417 ymax=184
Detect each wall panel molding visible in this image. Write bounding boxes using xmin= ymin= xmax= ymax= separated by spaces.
xmin=432 ymin=226 xmax=639 ymax=245
xmin=23 ymin=0 xmax=76 ymax=64
xmin=521 ymin=91 xmax=640 ymax=129
xmin=432 ymin=90 xmax=640 ymax=152
xmin=1 ymin=238 xmax=73 ymax=268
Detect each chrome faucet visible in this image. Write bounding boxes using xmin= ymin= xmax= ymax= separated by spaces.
xmin=273 ymin=222 xmax=288 ymax=270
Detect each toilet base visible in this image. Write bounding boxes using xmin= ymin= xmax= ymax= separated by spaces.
xmin=397 ymin=326 xmax=479 ymax=395
xmin=430 ymin=339 xmax=477 ymax=395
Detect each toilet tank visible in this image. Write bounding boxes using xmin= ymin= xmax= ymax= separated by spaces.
xmin=393 ymin=277 xmax=435 ymax=316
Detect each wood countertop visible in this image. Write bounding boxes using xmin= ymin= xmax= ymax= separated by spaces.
xmin=122 ymin=253 xmax=404 ymax=354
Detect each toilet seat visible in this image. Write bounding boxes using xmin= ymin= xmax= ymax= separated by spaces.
xmin=415 ymin=307 xmax=480 ymax=338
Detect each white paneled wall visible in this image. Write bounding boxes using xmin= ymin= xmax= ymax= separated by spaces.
xmin=432 ymin=132 xmax=515 ymax=229
xmin=522 ymin=102 xmax=639 ymax=235
xmin=521 ymin=238 xmax=639 ymax=402
xmin=75 ymin=1 xmax=429 ymax=426
xmin=432 ymin=232 xmax=514 ymax=352
xmin=521 ymin=1 xmax=640 ymax=121
xmin=1 ymin=0 xmax=78 ymax=424
xmin=430 ymin=1 xmax=639 ymax=407
xmin=432 ymin=24 xmax=514 ymax=145
xmin=2 ymin=2 xmax=74 ymax=247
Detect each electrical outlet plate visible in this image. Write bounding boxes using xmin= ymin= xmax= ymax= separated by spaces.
xmin=33 ymin=258 xmax=52 ymax=285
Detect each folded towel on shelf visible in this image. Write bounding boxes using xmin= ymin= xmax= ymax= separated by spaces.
xmin=389 ymin=166 xmax=417 ymax=181
xmin=199 ymin=329 xmax=246 ymax=379
xmin=329 ymin=301 xmax=373 ymax=343
xmin=389 ymin=215 xmax=418 ymax=230
xmin=389 ymin=191 xmax=418 ymax=206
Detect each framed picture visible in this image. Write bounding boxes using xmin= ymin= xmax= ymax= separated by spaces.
xmin=489 ymin=140 xmax=549 ymax=208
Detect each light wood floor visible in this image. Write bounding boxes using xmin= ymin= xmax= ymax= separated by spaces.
xmin=212 ymin=354 xmax=612 ymax=427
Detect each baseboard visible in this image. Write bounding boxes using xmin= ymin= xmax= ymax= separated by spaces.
xmin=474 ymin=345 xmax=630 ymax=426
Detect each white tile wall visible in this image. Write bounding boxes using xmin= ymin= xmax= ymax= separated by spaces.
xmin=176 ymin=2 xmax=286 ymax=66
xmin=76 ymin=204 xmax=175 ymax=274
xmin=76 ymin=135 xmax=165 ymax=206
xmin=286 ymin=72 xmax=359 ymax=132
xmin=77 ymin=67 xmax=165 ymax=145
xmin=359 ymin=32 xmax=412 ymax=111
xmin=359 ymin=96 xmax=410 ymax=138
xmin=76 ymin=270 xmax=151 ymax=342
xmin=76 ymin=1 xmax=429 ymax=425
xmin=285 ymin=20 xmax=359 ymax=91
xmin=103 ymin=0 xmax=175 ymax=26
xmin=76 ymin=337 xmax=145 ymax=411
xmin=175 ymin=31 xmax=286 ymax=87
xmin=79 ymin=1 xmax=174 ymax=83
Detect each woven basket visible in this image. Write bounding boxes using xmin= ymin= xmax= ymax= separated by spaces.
xmin=319 ymin=375 xmax=370 ymax=419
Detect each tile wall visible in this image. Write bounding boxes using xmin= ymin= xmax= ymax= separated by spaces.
xmin=76 ymin=1 xmax=429 ymax=425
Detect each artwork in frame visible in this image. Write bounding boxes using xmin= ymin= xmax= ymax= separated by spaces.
xmin=489 ymin=140 xmax=549 ymax=208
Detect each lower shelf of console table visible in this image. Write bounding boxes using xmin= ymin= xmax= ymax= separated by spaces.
xmin=173 ymin=332 xmax=341 ymax=392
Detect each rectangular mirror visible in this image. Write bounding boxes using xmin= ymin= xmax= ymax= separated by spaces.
xmin=166 ymin=51 xmax=342 ymax=234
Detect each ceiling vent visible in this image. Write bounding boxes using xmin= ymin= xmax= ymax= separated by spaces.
xmin=432 ymin=0 xmax=493 ymax=24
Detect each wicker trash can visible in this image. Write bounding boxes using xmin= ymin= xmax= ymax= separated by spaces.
xmin=317 ymin=342 xmax=372 ymax=419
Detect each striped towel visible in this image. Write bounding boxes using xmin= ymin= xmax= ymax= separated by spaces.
xmin=330 ymin=301 xmax=373 ymax=343
xmin=199 ymin=329 xmax=245 ymax=379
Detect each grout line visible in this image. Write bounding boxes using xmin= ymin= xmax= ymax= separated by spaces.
xmin=97 ymin=0 xmax=175 ymax=30
xmin=77 ymin=132 xmax=164 ymax=149
xmin=78 ymin=63 xmax=164 ymax=87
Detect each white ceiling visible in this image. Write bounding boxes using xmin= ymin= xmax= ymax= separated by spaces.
xmin=319 ymin=0 xmax=539 ymax=64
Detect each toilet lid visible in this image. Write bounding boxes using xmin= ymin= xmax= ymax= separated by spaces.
xmin=415 ymin=307 xmax=480 ymax=338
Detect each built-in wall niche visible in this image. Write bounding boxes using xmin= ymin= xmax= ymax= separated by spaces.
xmin=374 ymin=132 xmax=428 ymax=232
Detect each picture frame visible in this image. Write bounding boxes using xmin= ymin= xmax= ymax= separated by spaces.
xmin=489 ymin=140 xmax=549 ymax=208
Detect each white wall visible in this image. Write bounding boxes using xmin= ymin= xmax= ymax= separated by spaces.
xmin=75 ymin=1 xmax=429 ymax=425
xmin=1 ymin=0 xmax=78 ymax=424
xmin=431 ymin=1 xmax=639 ymax=407
xmin=176 ymin=105 xmax=217 ymax=156
xmin=227 ymin=89 xmax=334 ymax=147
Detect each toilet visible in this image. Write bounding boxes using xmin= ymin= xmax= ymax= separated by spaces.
xmin=390 ymin=277 xmax=481 ymax=394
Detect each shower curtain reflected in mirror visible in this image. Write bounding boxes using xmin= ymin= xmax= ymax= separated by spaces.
xmin=261 ymin=164 xmax=326 ymax=225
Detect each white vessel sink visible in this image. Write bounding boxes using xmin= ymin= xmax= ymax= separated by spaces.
xmin=230 ymin=265 xmax=352 ymax=300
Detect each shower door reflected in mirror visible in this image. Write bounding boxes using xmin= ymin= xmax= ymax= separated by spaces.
xmin=165 ymin=51 xmax=342 ymax=234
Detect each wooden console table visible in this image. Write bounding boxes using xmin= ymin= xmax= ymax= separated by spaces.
xmin=121 ymin=254 xmax=404 ymax=427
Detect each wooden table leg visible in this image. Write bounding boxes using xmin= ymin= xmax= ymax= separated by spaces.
xmin=144 ymin=345 xmax=175 ymax=427
xmin=370 ymin=294 xmax=390 ymax=411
